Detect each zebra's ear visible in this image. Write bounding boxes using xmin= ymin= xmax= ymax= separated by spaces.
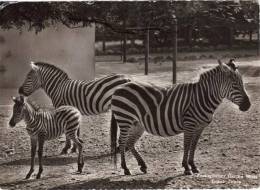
xmin=218 ymin=59 xmax=230 ymax=73
xmin=218 ymin=59 xmax=223 ymax=66
xmin=12 ymin=96 xmax=16 ymax=102
xmin=226 ymin=59 xmax=238 ymax=71
xmin=30 ymin=61 xmax=39 ymax=71
xmin=19 ymin=95 xmax=24 ymax=103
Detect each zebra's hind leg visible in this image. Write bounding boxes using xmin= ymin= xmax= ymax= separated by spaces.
xmin=188 ymin=128 xmax=204 ymax=174
xmin=182 ymin=131 xmax=193 ymax=175
xmin=119 ymin=127 xmax=131 ymax=175
xmin=60 ymin=138 xmax=72 ymax=155
xmin=71 ymin=129 xmax=80 ymax=153
xmin=131 ymin=147 xmax=147 ymax=174
xmin=127 ymin=125 xmax=146 ymax=174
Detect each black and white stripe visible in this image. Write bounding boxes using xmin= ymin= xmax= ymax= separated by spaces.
xmin=18 ymin=61 xmax=130 ymax=153
xmin=9 ymin=96 xmax=84 ymax=179
xmin=19 ymin=62 xmax=131 ymax=115
xmin=110 ymin=59 xmax=251 ymax=175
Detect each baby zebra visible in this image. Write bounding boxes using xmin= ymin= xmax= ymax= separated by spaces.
xmin=9 ymin=96 xmax=84 ymax=179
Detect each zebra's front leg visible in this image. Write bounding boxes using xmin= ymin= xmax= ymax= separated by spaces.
xmin=26 ymin=138 xmax=37 ymax=179
xmin=188 ymin=128 xmax=204 ymax=174
xmin=182 ymin=132 xmax=193 ymax=175
xmin=71 ymin=136 xmax=84 ymax=173
xmin=36 ymin=135 xmax=45 ymax=179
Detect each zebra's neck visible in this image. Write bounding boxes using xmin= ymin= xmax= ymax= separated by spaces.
xmin=23 ymin=103 xmax=42 ymax=134
xmin=40 ymin=68 xmax=68 ymax=107
xmin=194 ymin=76 xmax=224 ymax=115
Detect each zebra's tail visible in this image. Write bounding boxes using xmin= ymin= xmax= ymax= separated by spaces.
xmin=110 ymin=111 xmax=118 ymax=170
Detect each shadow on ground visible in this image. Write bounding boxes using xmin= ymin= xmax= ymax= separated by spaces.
xmin=49 ymin=175 xmax=183 ymax=189
xmin=0 ymin=152 xmax=112 ymax=166
xmin=0 ymin=175 xmax=63 ymax=188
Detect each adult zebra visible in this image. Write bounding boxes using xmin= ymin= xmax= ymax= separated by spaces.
xmin=110 ymin=59 xmax=251 ymax=175
xmin=9 ymin=96 xmax=84 ymax=179
xmin=18 ymin=61 xmax=130 ymax=154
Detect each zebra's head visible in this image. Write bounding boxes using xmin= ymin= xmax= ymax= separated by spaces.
xmin=219 ymin=59 xmax=251 ymax=111
xmin=9 ymin=96 xmax=25 ymax=127
xmin=19 ymin=62 xmax=42 ymax=96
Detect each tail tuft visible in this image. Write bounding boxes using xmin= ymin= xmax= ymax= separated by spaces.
xmin=110 ymin=111 xmax=118 ymax=170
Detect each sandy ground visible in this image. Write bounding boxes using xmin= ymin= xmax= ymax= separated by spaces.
xmin=0 ymin=57 xmax=259 ymax=189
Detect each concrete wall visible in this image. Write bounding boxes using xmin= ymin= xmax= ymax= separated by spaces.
xmin=0 ymin=23 xmax=95 ymax=88
xmin=0 ymin=23 xmax=95 ymax=105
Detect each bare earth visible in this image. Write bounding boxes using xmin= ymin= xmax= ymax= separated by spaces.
xmin=0 ymin=58 xmax=259 ymax=189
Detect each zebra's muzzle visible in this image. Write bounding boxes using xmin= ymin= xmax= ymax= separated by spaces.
xmin=239 ymin=96 xmax=251 ymax=112
xmin=9 ymin=119 xmax=16 ymax=127
xmin=18 ymin=87 xmax=25 ymax=96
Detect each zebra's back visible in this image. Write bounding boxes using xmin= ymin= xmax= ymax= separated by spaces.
xmin=61 ymin=74 xmax=131 ymax=115
xmin=111 ymin=82 xmax=194 ymax=137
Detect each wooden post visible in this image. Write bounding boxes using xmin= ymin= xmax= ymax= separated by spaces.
xmin=258 ymin=2 xmax=260 ymax=56
xmin=172 ymin=16 xmax=177 ymax=84
xmin=145 ymin=29 xmax=149 ymax=75
xmin=123 ymin=18 xmax=127 ymax=63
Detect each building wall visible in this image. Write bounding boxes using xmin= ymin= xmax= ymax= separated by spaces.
xmin=0 ymin=23 xmax=95 ymax=105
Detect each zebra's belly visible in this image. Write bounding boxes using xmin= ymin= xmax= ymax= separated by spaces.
xmin=146 ymin=127 xmax=183 ymax=137
xmin=44 ymin=125 xmax=65 ymax=140
xmin=142 ymin=121 xmax=184 ymax=137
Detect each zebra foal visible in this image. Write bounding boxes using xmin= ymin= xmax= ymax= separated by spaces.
xmin=18 ymin=62 xmax=130 ymax=154
xmin=9 ymin=96 xmax=84 ymax=179
xmin=110 ymin=59 xmax=251 ymax=175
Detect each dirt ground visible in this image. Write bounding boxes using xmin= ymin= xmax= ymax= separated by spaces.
xmin=0 ymin=57 xmax=259 ymax=189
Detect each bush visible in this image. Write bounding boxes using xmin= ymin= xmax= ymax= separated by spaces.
xmin=127 ymin=57 xmax=138 ymax=63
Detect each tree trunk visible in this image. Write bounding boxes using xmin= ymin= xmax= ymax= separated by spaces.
xmin=172 ymin=19 xmax=177 ymax=84
xmin=122 ymin=18 xmax=127 ymax=63
xmin=249 ymin=30 xmax=253 ymax=42
xmin=145 ymin=30 xmax=149 ymax=75
xmin=187 ymin=25 xmax=193 ymax=50
xmin=102 ymin=40 xmax=106 ymax=52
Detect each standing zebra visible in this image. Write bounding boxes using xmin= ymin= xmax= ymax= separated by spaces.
xmin=9 ymin=96 xmax=84 ymax=179
xmin=110 ymin=59 xmax=251 ymax=175
xmin=18 ymin=61 xmax=130 ymax=154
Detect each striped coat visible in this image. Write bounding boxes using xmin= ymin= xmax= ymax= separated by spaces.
xmin=110 ymin=60 xmax=251 ymax=175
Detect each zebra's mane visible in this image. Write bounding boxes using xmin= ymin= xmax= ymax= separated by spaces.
xmin=35 ymin=62 xmax=69 ymax=79
xmin=199 ymin=65 xmax=223 ymax=82
xmin=26 ymin=99 xmax=42 ymax=112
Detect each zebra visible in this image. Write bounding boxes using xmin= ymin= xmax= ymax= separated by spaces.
xmin=18 ymin=61 xmax=130 ymax=154
xmin=9 ymin=96 xmax=84 ymax=179
xmin=110 ymin=59 xmax=251 ymax=175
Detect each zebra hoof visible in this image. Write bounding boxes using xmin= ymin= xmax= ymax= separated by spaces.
xmin=192 ymin=167 xmax=199 ymax=174
xmin=36 ymin=173 xmax=41 ymax=179
xmin=71 ymin=148 xmax=77 ymax=153
xmin=124 ymin=169 xmax=131 ymax=175
xmin=60 ymin=149 xmax=68 ymax=155
xmin=184 ymin=170 xmax=192 ymax=175
xmin=25 ymin=174 xmax=31 ymax=179
xmin=78 ymin=163 xmax=84 ymax=173
xmin=140 ymin=166 xmax=147 ymax=174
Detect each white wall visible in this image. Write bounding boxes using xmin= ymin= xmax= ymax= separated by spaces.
xmin=0 ymin=23 xmax=95 ymax=105
xmin=0 ymin=23 xmax=95 ymax=88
